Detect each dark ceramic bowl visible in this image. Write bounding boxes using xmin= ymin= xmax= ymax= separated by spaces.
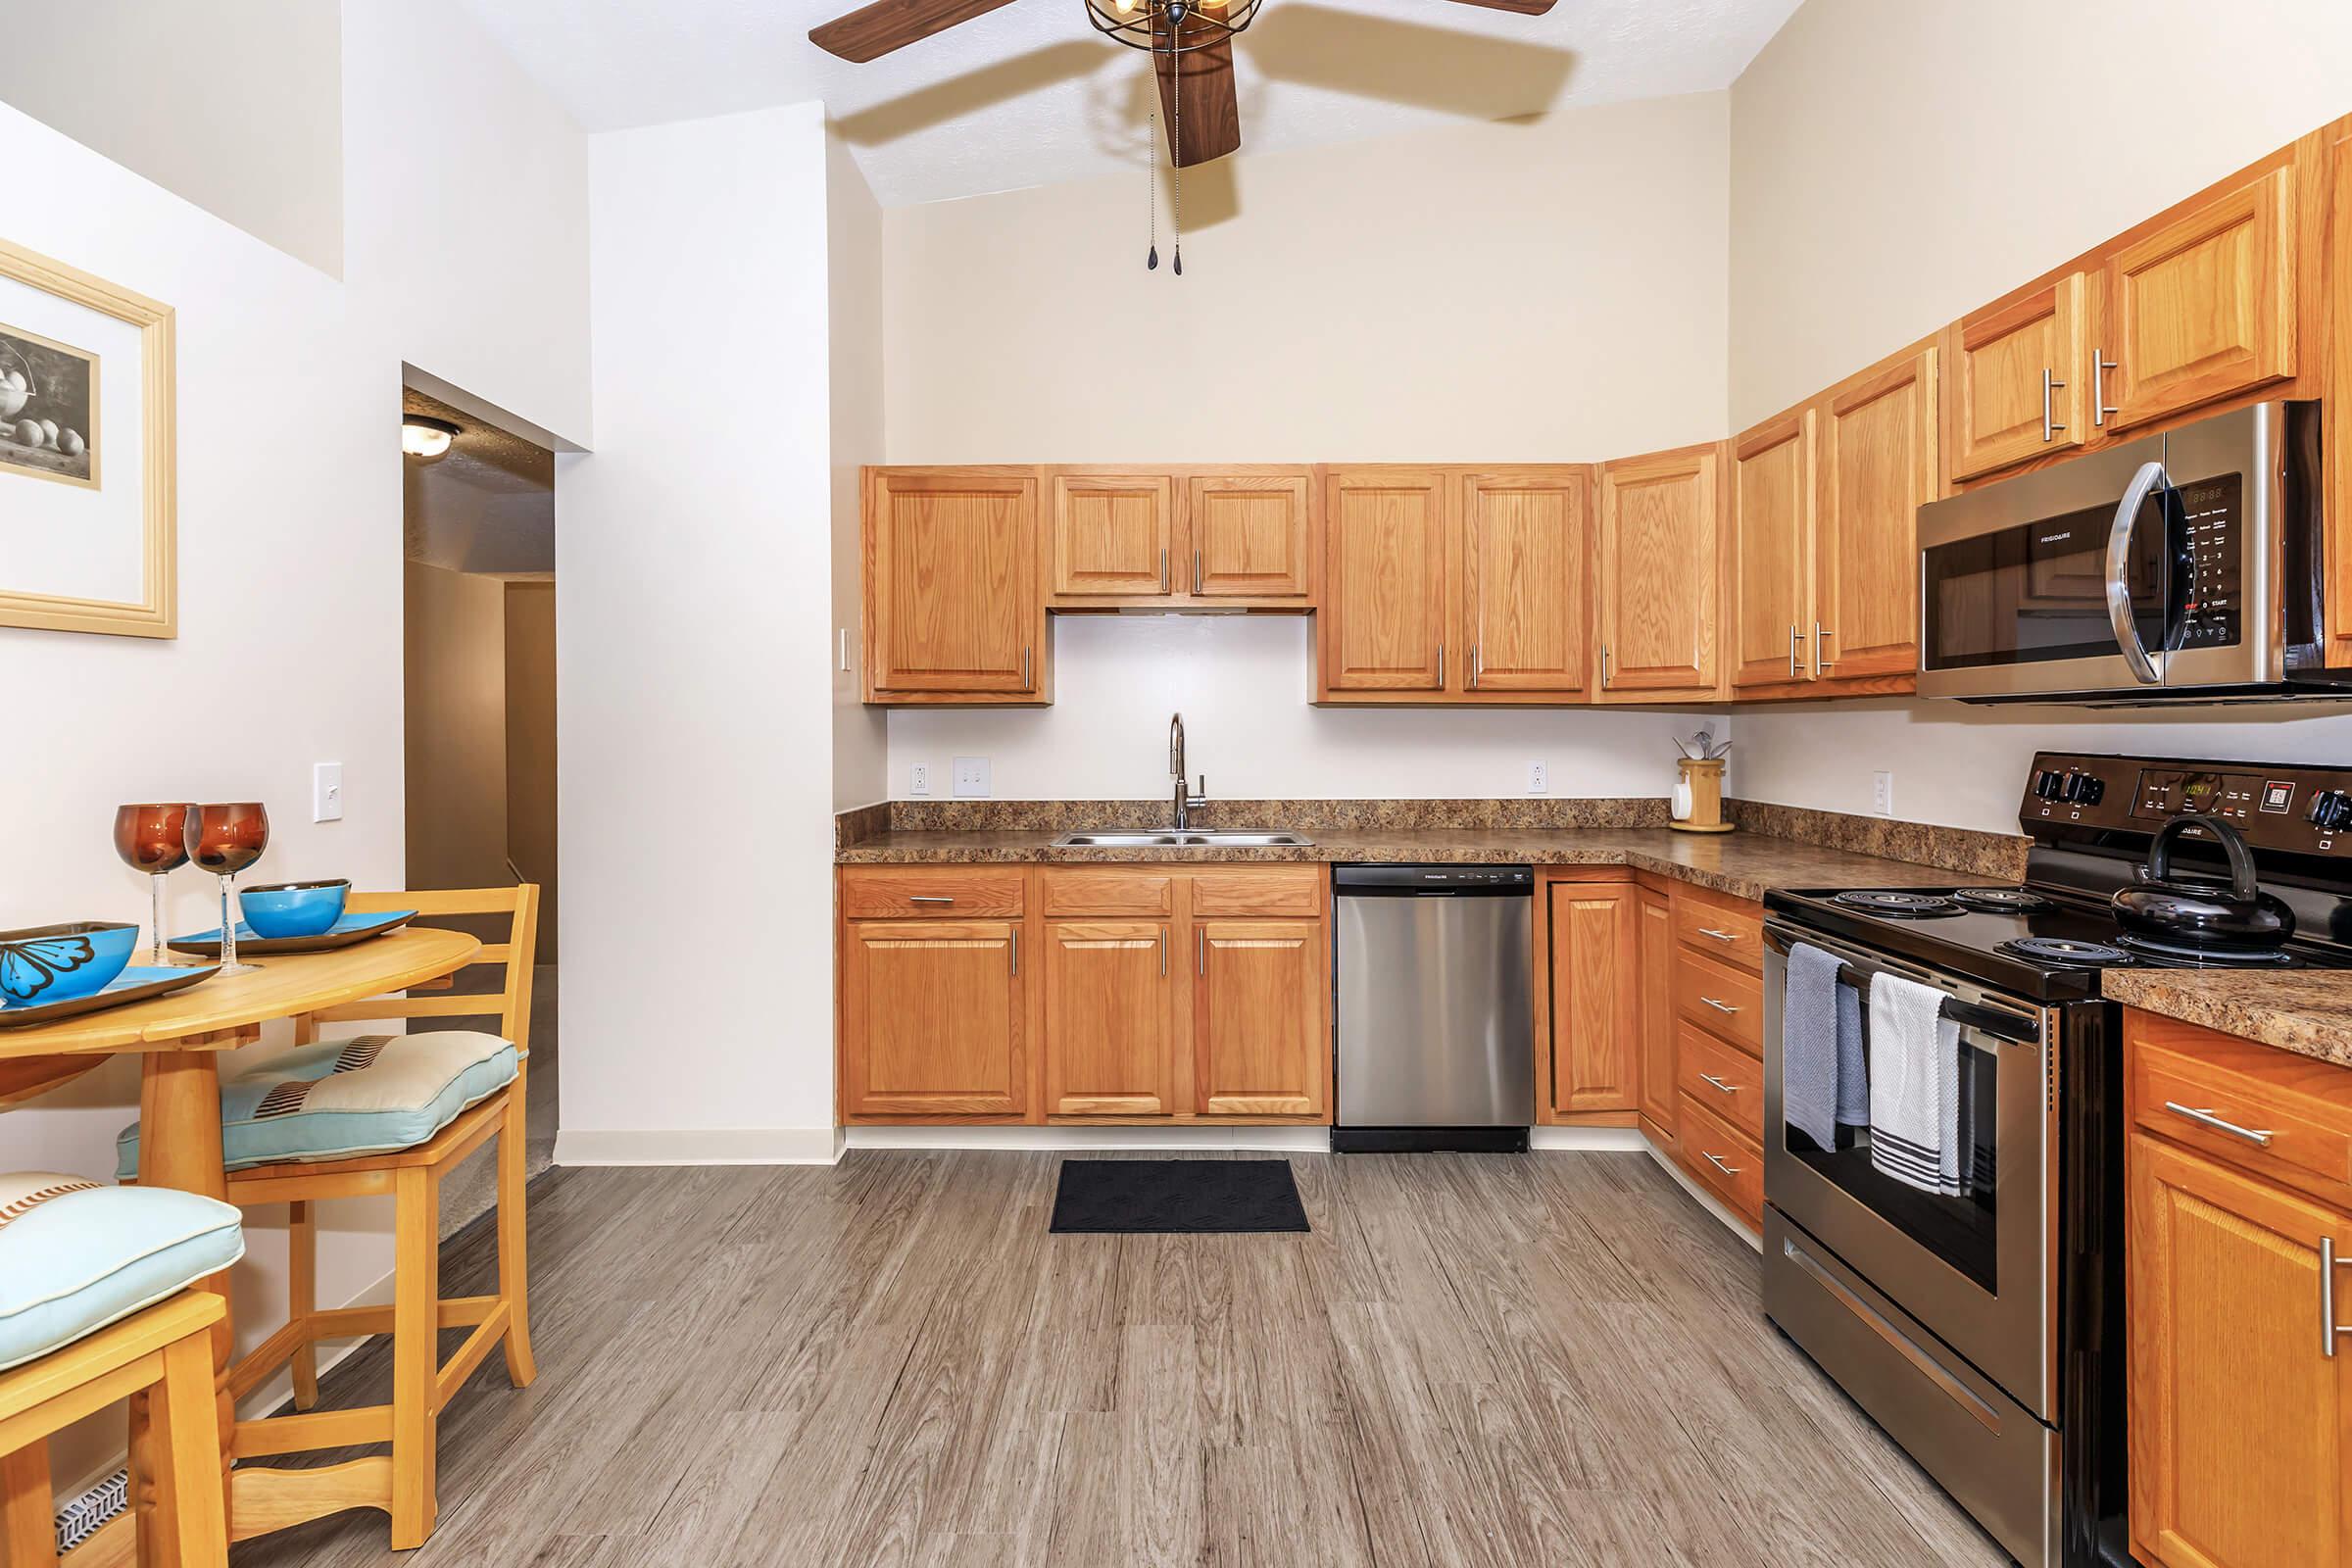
xmin=239 ymin=878 xmax=351 ymax=940
xmin=0 ymin=921 xmax=138 ymax=1006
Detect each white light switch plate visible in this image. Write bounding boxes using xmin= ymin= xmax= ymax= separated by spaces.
xmin=313 ymin=761 xmax=344 ymax=822
xmin=953 ymin=757 xmax=992 ymax=799
xmin=909 ymin=762 xmax=931 ymax=797
xmin=1872 ymin=770 xmax=1894 ymax=816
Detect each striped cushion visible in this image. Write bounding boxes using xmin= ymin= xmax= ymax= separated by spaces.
xmin=0 ymin=1174 xmax=245 ymax=1371
xmin=116 ymin=1031 xmax=518 ymax=1178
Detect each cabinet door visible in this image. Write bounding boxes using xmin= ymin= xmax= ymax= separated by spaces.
xmin=2128 ymin=1133 xmax=2352 ymax=1568
xmin=1637 ymin=888 xmax=1676 ymax=1137
xmin=1194 ymin=919 xmax=1324 ymax=1117
xmin=865 ymin=468 xmax=1043 ymax=698
xmin=1545 ymin=883 xmax=1639 ymax=1116
xmin=1320 ymin=467 xmax=1449 ymax=693
xmin=1188 ymin=471 xmax=1312 ymax=601
xmin=1594 ymin=444 xmax=1723 ymax=700
xmin=1947 ymin=274 xmax=2086 ymax=482
xmin=2104 ymin=167 xmax=2297 ymax=434
xmin=1051 ymin=471 xmax=1173 ymax=600
xmin=1042 ymin=921 xmax=1173 ymax=1116
xmin=1460 ymin=467 xmax=1589 ymax=697
xmin=842 ymin=921 xmax=1024 ymax=1118
xmin=1816 ymin=349 xmax=1936 ymax=685
xmin=1732 ymin=411 xmax=1815 ymax=692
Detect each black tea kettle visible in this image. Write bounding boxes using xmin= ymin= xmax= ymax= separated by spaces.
xmin=2111 ymin=813 xmax=2295 ymax=951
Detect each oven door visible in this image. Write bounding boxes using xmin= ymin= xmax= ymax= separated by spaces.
xmin=1763 ymin=921 xmax=2058 ymax=1419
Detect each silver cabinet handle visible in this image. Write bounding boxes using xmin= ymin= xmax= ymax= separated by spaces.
xmin=2325 ymin=1237 xmax=2350 ymax=1357
xmin=1600 ymin=643 xmax=1612 ymax=689
xmin=1159 ymin=926 xmax=1167 ymax=976
xmin=2163 ymin=1101 xmax=2273 ymax=1147
xmin=1194 ymin=548 xmax=1202 ymax=595
xmin=1022 ymin=645 xmax=1032 ymax=689
xmin=1009 ymin=929 xmax=1018 ymax=976
xmin=1470 ymin=645 xmax=1481 ymax=690
xmin=1160 ymin=547 xmax=1169 ymax=591
xmin=1698 ymin=1073 xmax=1739 ymax=1096
xmin=2092 ymin=348 xmax=2118 ymax=427
xmin=1702 ymin=1151 xmax=1742 ymax=1177
xmin=1436 ymin=642 xmax=1446 ymax=688
xmin=1815 ymin=621 xmax=1835 ymax=671
xmin=1696 ymin=926 xmax=1738 ymax=944
xmin=1699 ymin=996 xmax=1740 ymax=1014
xmin=1196 ymin=926 xmax=1204 ymax=976
xmin=2042 ymin=366 xmax=2067 ymax=442
xmin=1788 ymin=624 xmax=1807 ymax=677
xmin=908 ymin=895 xmax=956 ymax=905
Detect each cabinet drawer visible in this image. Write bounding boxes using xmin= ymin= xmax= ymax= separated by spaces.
xmin=841 ymin=867 xmax=1025 ymax=920
xmin=1673 ymin=894 xmax=1762 ymax=972
xmin=1191 ymin=867 xmax=1323 ymax=917
xmin=1040 ymin=869 xmax=1174 ymax=917
xmin=1675 ymin=949 xmax=1763 ymax=1057
xmin=1676 ymin=1023 xmax=1765 ymax=1142
xmin=2129 ymin=1014 xmax=2352 ymax=1211
xmin=1678 ymin=1092 xmax=1763 ymax=1223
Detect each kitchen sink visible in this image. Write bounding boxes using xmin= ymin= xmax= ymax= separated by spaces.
xmin=1051 ymin=829 xmax=1313 ymax=849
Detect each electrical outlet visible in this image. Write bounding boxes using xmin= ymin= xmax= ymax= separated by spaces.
xmin=313 ymin=761 xmax=344 ymax=823
xmin=909 ymin=763 xmax=931 ymax=797
xmin=1528 ymin=761 xmax=1548 ymax=795
xmin=1872 ymin=770 xmax=1894 ymax=816
xmin=953 ymin=757 xmax=992 ymax=799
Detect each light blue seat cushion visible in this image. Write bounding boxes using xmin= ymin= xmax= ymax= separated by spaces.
xmin=116 ymin=1031 xmax=518 ymax=1179
xmin=0 ymin=1175 xmax=245 ymax=1371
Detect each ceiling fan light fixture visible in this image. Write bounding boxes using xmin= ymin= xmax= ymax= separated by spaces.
xmin=1083 ymin=0 xmax=1259 ymax=53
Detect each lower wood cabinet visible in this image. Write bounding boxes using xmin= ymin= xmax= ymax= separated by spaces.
xmin=839 ymin=919 xmax=1026 ymax=1118
xmin=1540 ymin=874 xmax=1639 ymax=1119
xmin=1196 ymin=919 xmax=1325 ymax=1117
xmin=1041 ymin=920 xmax=1173 ymax=1116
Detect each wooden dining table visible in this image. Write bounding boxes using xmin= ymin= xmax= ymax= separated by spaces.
xmin=0 ymin=927 xmax=481 ymax=1547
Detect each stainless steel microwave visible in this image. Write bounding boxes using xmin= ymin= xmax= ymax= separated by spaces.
xmin=1915 ymin=401 xmax=2350 ymax=703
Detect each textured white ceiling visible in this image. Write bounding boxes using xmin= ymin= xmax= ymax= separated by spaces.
xmin=457 ymin=0 xmax=1801 ymax=206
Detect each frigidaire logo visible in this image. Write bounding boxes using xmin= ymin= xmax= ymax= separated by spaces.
xmin=2037 ymin=532 xmax=2072 ymax=544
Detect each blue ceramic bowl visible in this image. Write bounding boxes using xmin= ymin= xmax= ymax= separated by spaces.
xmin=0 ymin=921 xmax=138 ymax=1007
xmin=239 ymin=879 xmax=351 ymax=940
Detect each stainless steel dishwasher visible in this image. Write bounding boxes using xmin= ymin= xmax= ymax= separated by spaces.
xmin=1333 ymin=864 xmax=1534 ymax=1152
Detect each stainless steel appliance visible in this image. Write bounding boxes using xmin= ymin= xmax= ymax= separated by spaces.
xmin=1761 ymin=752 xmax=2352 ymax=1568
xmin=1916 ymin=401 xmax=2350 ymax=704
xmin=1333 ymin=863 xmax=1533 ymax=1152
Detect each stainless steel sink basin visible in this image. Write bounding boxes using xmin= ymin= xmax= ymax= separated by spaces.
xmin=1051 ymin=829 xmax=1313 ymax=849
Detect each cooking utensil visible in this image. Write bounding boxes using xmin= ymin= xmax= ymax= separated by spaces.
xmin=2110 ymin=813 xmax=2294 ymax=950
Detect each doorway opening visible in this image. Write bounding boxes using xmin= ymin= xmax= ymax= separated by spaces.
xmin=401 ymin=384 xmax=557 ymax=1230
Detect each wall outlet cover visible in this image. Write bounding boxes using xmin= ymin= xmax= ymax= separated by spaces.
xmin=952 ymin=757 xmax=992 ymax=799
xmin=1872 ymin=770 xmax=1894 ymax=816
xmin=312 ymin=761 xmax=344 ymax=823
xmin=1528 ymin=761 xmax=1548 ymax=795
xmin=908 ymin=762 xmax=931 ymax=797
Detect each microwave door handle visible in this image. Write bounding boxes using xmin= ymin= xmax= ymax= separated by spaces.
xmin=2105 ymin=459 xmax=2168 ymax=686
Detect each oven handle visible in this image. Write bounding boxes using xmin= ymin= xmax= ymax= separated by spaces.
xmin=2105 ymin=459 xmax=2168 ymax=686
xmin=1765 ymin=923 xmax=2044 ymax=1046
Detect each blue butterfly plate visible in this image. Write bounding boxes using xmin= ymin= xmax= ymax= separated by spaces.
xmin=170 ymin=908 xmax=417 ymax=957
xmin=0 ymin=963 xmax=221 ymax=1029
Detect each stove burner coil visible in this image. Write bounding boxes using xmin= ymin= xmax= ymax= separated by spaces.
xmin=1955 ymin=888 xmax=2056 ymax=913
xmin=2000 ymin=936 xmax=2130 ymax=967
xmin=1832 ymin=890 xmax=1965 ymax=918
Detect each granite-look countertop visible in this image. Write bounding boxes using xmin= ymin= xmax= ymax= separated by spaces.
xmin=2103 ymin=970 xmax=2352 ymax=1068
xmin=836 ymin=826 xmax=1985 ymax=905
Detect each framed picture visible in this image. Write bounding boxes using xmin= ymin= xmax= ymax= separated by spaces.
xmin=0 ymin=237 xmax=174 ymax=638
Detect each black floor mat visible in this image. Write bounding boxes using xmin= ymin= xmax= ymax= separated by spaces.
xmin=1048 ymin=1158 xmax=1310 ymax=1234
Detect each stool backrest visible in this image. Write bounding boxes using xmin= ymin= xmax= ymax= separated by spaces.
xmin=308 ymin=885 xmax=541 ymax=1054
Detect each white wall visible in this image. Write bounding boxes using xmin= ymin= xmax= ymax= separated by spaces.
xmin=882 ymin=92 xmax=1732 ymax=800
xmin=1724 ymin=0 xmax=2352 ymax=833
xmin=829 ymin=130 xmax=889 ymax=812
xmin=558 ymin=102 xmax=841 ymax=1162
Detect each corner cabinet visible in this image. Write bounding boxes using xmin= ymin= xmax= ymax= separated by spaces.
xmin=1593 ymin=443 xmax=1726 ymax=703
xmin=863 ymin=467 xmax=1048 ymax=705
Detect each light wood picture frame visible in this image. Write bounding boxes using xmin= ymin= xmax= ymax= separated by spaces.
xmin=0 ymin=237 xmax=175 ymax=638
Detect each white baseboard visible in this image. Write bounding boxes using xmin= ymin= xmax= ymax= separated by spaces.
xmin=554 ymin=1127 xmax=843 ymax=1166
xmin=1528 ymin=1126 xmax=1649 ymax=1152
xmin=844 ymin=1124 xmax=1333 ymax=1152
xmin=1644 ymin=1142 xmax=1764 ymax=1252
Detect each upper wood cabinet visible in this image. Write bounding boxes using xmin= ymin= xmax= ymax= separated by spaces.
xmin=1459 ymin=467 xmax=1590 ymax=698
xmin=1050 ymin=470 xmax=1173 ymax=599
xmin=840 ymin=920 xmax=1026 ymax=1119
xmin=1814 ymin=348 xmax=1936 ymax=686
xmin=1194 ymin=918 xmax=1325 ymax=1118
xmin=864 ymin=467 xmax=1047 ymax=705
xmin=1593 ymin=442 xmax=1725 ymax=703
xmin=1543 ymin=879 xmax=1639 ymax=1118
xmin=1045 ymin=466 xmax=1315 ymax=611
xmin=2102 ymin=166 xmax=2298 ymax=434
xmin=1732 ymin=411 xmax=1815 ymax=692
xmin=1041 ymin=919 xmax=1173 ymax=1117
xmin=1188 ymin=471 xmax=1313 ymax=601
xmin=1946 ymin=272 xmax=2086 ymax=482
xmin=1319 ymin=466 xmax=1450 ymax=695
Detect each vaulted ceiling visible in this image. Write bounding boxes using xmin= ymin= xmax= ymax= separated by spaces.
xmin=458 ymin=0 xmax=1801 ymax=206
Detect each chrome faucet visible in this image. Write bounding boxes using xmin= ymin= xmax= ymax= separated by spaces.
xmin=1168 ymin=712 xmax=1208 ymax=829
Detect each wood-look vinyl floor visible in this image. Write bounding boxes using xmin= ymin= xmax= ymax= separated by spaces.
xmin=228 ymin=1152 xmax=2007 ymax=1567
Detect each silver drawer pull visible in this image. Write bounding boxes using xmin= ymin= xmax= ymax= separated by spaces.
xmin=908 ymin=896 xmax=956 ymax=905
xmin=1698 ymin=1073 xmax=1739 ymax=1096
xmin=2163 ymin=1101 xmax=2273 ymax=1147
xmin=1699 ymin=996 xmax=1740 ymax=1014
xmin=1696 ymin=927 xmax=1738 ymax=944
xmin=1702 ymin=1152 xmax=1742 ymax=1177
xmin=2325 ymin=1238 xmax=2351 ymax=1358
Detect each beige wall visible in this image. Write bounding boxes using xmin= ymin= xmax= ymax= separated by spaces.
xmin=830 ymin=128 xmax=888 ymax=811
xmin=1724 ymin=0 xmax=2352 ymax=832
xmin=405 ymin=563 xmax=512 ymax=893
xmin=505 ymin=581 xmax=559 ymax=959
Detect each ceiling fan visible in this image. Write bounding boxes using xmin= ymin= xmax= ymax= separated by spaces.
xmin=808 ymin=0 xmax=1560 ymax=170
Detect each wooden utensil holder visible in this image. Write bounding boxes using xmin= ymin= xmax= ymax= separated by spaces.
xmin=1671 ymin=757 xmax=1733 ymax=834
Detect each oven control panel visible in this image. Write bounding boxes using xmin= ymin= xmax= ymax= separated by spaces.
xmin=2022 ymin=752 xmax=2352 ymax=856
xmin=2171 ymin=472 xmax=2243 ymax=651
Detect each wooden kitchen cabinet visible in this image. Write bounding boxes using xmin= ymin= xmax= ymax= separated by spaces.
xmin=840 ymin=920 xmax=1026 ymax=1118
xmin=1813 ymin=348 xmax=1935 ymax=687
xmin=1194 ymin=918 xmax=1326 ymax=1117
xmin=1732 ymin=409 xmax=1815 ymax=693
xmin=1541 ymin=876 xmax=1639 ymax=1119
xmin=1636 ymin=885 xmax=1677 ymax=1146
xmin=1458 ymin=467 xmax=1590 ymax=698
xmin=1593 ymin=442 xmax=1725 ymax=703
xmin=1945 ymin=273 xmax=2087 ymax=483
xmin=1318 ymin=466 xmax=1450 ymax=694
xmin=1048 ymin=466 xmax=1317 ymax=610
xmin=864 ymin=466 xmax=1048 ymax=704
xmin=1050 ymin=470 xmax=1174 ymax=599
xmin=1041 ymin=919 xmax=1174 ymax=1116
xmin=1188 ymin=470 xmax=1314 ymax=602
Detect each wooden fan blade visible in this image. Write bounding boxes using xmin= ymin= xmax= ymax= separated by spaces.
xmin=1152 ymin=36 xmax=1243 ymax=168
xmin=1438 ymin=0 xmax=1557 ymax=13
xmin=808 ymin=0 xmax=1020 ymax=62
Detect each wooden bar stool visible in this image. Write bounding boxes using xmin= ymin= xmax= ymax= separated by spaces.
xmin=118 ymin=886 xmax=541 ymax=1550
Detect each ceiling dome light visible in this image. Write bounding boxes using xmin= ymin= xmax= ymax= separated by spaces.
xmin=401 ymin=414 xmax=459 ymax=459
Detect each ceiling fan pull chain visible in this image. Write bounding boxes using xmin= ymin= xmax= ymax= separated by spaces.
xmin=1146 ymin=102 xmax=1159 ymax=271
xmin=1171 ymin=45 xmax=1184 ymax=277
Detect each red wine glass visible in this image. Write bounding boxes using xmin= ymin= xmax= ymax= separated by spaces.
xmin=113 ymin=803 xmax=193 ymax=966
xmin=185 ymin=803 xmax=269 ymax=973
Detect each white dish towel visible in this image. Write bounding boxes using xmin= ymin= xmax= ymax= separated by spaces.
xmin=1867 ymin=972 xmax=1963 ymax=1198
